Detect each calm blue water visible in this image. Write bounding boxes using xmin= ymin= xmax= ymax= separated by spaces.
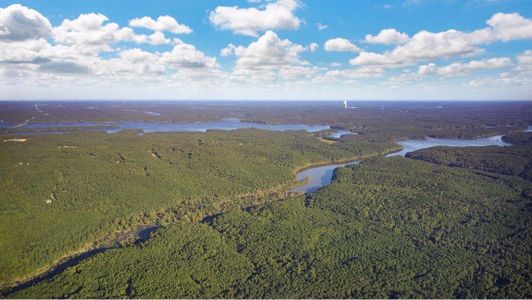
xmin=291 ymin=161 xmax=360 ymax=194
xmin=32 ymin=122 xmax=104 ymax=128
xmin=385 ymin=135 xmax=511 ymax=157
xmin=1 ymin=120 xmax=330 ymax=134
xmin=327 ymin=130 xmax=358 ymax=139
xmin=105 ymin=121 xmax=330 ymax=133
xmin=294 ymin=134 xmax=513 ymax=194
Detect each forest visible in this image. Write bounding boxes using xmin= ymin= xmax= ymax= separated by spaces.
xmin=8 ymin=155 xmax=531 ymax=298
xmin=1 ymin=101 xmax=531 ymax=298
xmin=0 ymin=128 xmax=397 ymax=289
xmin=405 ymin=135 xmax=532 ymax=181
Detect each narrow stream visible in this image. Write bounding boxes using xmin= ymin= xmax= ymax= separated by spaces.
xmin=1 ymin=226 xmax=159 ymax=296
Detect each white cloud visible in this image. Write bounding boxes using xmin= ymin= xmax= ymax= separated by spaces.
xmin=0 ymin=5 xmax=221 ymax=83
xmin=147 ymin=31 xmax=170 ymax=45
xmin=1 ymin=4 xmax=530 ymax=100
xmin=324 ymin=38 xmax=360 ymax=52
xmin=307 ymin=42 xmax=319 ymax=52
xmin=349 ymin=52 xmax=399 ymax=66
xmin=278 ymin=65 xmax=319 ymax=80
xmin=0 ymin=4 xmax=52 ymax=41
xmin=486 ymin=12 xmax=532 ymax=41
xmin=418 ymin=57 xmax=513 ymax=76
xmin=517 ymin=50 xmax=532 ymax=66
xmin=231 ymin=31 xmax=306 ymax=67
xmin=52 ymin=13 xmax=176 ymax=54
xmin=38 ymin=60 xmax=89 ymax=74
xmin=386 ymin=71 xmax=419 ymax=83
xmin=209 ymin=0 xmax=301 ymax=36
xmin=128 ymin=16 xmax=192 ymax=34
xmin=493 ymin=50 xmax=532 ymax=87
xmin=224 ymin=31 xmax=311 ymax=82
xmin=220 ymin=43 xmax=236 ymax=57
xmin=351 ymin=29 xmax=483 ymax=66
xmin=351 ymin=13 xmax=532 ymax=67
xmin=95 ymin=48 xmax=164 ymax=76
xmin=365 ymin=28 xmax=409 ymax=45
xmin=417 ymin=63 xmax=438 ymax=75
xmin=53 ymin=13 xmax=129 ymax=53
xmin=0 ymin=38 xmax=50 ymax=63
xmin=320 ymin=66 xmax=384 ymax=81
xmin=467 ymin=71 xmax=532 ymax=89
xmin=161 ymin=39 xmax=218 ymax=69
xmin=439 ymin=57 xmax=512 ymax=75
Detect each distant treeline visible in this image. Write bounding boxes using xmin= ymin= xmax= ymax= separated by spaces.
xmin=2 ymin=101 xmax=531 ymax=140
xmin=407 ymin=132 xmax=532 ymax=181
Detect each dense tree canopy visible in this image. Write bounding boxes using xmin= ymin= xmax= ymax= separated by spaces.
xmin=0 ymin=129 xmax=396 ymax=288
xmin=10 ymin=157 xmax=531 ymax=298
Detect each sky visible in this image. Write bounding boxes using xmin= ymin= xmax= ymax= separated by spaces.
xmin=0 ymin=0 xmax=531 ymax=100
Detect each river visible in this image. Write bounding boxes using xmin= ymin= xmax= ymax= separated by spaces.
xmin=2 ymin=124 xmax=527 ymax=295
xmin=293 ymin=134 xmax=512 ymax=194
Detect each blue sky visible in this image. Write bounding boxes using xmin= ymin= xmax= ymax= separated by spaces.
xmin=0 ymin=0 xmax=531 ymax=100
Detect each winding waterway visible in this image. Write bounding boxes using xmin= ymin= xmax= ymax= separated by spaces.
xmin=293 ymin=134 xmax=512 ymax=194
xmin=385 ymin=135 xmax=510 ymax=158
xmin=1 ymin=225 xmax=158 ymax=296
xmin=290 ymin=161 xmax=360 ymax=194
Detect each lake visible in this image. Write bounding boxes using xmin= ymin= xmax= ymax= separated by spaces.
xmin=1 ymin=120 xmax=331 ymax=134
xmin=105 ymin=120 xmax=330 ymax=133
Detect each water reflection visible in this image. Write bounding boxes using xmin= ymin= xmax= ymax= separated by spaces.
xmin=2 ymin=120 xmax=331 ymax=134
xmin=294 ymin=134 xmax=513 ymax=194
xmin=385 ymin=135 xmax=511 ymax=157
xmin=291 ymin=161 xmax=360 ymax=194
xmin=327 ymin=130 xmax=358 ymax=139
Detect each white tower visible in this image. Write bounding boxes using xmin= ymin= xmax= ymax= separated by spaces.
xmin=343 ymin=100 xmax=348 ymax=109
